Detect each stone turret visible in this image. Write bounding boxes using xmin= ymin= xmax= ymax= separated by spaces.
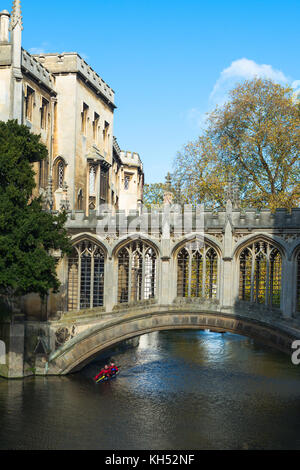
xmin=225 ymin=174 xmax=240 ymax=210
xmin=118 ymin=150 xmax=144 ymax=214
xmin=0 ymin=10 xmax=10 ymax=43
xmin=10 ymin=0 xmax=23 ymax=123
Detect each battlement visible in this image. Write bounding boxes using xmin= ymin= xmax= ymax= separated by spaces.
xmin=65 ymin=206 xmax=300 ymax=233
xmin=120 ymin=150 xmax=143 ymax=169
xmin=33 ymin=52 xmax=115 ymax=106
xmin=22 ymin=49 xmax=56 ymax=93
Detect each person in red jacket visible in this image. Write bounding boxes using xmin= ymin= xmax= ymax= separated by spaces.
xmin=109 ymin=362 xmax=119 ymax=376
xmin=94 ymin=364 xmax=110 ymax=381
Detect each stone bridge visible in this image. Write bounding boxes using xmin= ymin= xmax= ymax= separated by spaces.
xmin=47 ymin=303 xmax=300 ymax=376
xmin=1 ymin=202 xmax=300 ymax=378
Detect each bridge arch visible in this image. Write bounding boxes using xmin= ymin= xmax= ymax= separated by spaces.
xmin=48 ymin=309 xmax=298 ymax=375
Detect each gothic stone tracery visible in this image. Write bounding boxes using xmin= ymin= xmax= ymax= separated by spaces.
xmin=117 ymin=240 xmax=157 ymax=304
xmin=68 ymin=240 xmax=105 ymax=311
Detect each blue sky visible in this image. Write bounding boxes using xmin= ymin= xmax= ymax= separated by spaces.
xmin=11 ymin=0 xmax=300 ymax=183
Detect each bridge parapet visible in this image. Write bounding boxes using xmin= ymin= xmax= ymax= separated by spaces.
xmin=66 ymin=207 xmax=300 ymax=231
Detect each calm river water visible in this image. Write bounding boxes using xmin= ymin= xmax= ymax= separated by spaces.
xmin=0 ymin=330 xmax=300 ymax=450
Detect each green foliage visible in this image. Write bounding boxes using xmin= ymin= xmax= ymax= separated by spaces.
xmin=0 ymin=120 xmax=71 ymax=303
xmin=173 ymin=78 xmax=300 ymax=210
xmin=143 ymin=183 xmax=166 ymax=208
xmin=173 ymin=137 xmax=229 ymax=208
xmin=143 ymin=181 xmax=183 ymax=208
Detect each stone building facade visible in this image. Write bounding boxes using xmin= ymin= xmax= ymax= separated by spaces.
xmin=0 ymin=1 xmax=144 ymax=214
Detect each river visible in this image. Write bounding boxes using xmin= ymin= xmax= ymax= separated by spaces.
xmin=0 ymin=330 xmax=300 ymax=450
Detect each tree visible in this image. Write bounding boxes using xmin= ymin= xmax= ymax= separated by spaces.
xmin=174 ymin=79 xmax=300 ymax=210
xmin=143 ymin=179 xmax=184 ymax=208
xmin=143 ymin=183 xmax=166 ymax=208
xmin=0 ymin=120 xmax=71 ymax=312
xmin=173 ymin=137 xmax=230 ymax=207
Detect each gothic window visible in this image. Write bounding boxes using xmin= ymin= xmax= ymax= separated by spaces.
xmin=25 ymin=86 xmax=35 ymax=121
xmin=297 ymin=252 xmax=300 ymax=313
xmin=124 ymin=175 xmax=130 ymax=191
xmin=239 ymin=241 xmax=282 ymax=307
xmin=54 ymin=159 xmax=65 ymax=190
xmin=81 ymin=103 xmax=89 ymax=135
xmin=100 ymin=168 xmax=108 ymax=204
xmin=77 ymin=189 xmax=83 ymax=210
xmin=177 ymin=241 xmax=218 ymax=299
xmin=103 ymin=121 xmax=109 ymax=141
xmin=58 ymin=161 xmax=64 ymax=189
xmin=89 ymin=166 xmax=96 ymax=196
xmin=118 ymin=241 xmax=157 ymax=304
xmin=93 ymin=112 xmax=100 ymax=142
xmin=68 ymin=241 xmax=105 ymax=311
xmin=239 ymin=248 xmax=252 ymax=302
xmin=40 ymin=97 xmax=49 ymax=129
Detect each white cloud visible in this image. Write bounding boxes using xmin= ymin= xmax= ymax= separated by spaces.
xmin=29 ymin=42 xmax=50 ymax=56
xmin=29 ymin=42 xmax=50 ymax=54
xmin=291 ymin=80 xmax=300 ymax=99
xmin=29 ymin=47 xmax=46 ymax=55
xmin=187 ymin=59 xmax=300 ymax=130
xmin=210 ymin=58 xmax=290 ymax=105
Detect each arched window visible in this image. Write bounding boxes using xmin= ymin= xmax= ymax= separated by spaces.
xmin=68 ymin=240 xmax=105 ymax=311
xmin=89 ymin=166 xmax=96 ymax=195
xmin=239 ymin=241 xmax=282 ymax=307
xmin=297 ymin=252 xmax=300 ymax=313
xmin=54 ymin=158 xmax=66 ymax=191
xmin=118 ymin=240 xmax=157 ymax=304
xmin=57 ymin=161 xmax=64 ymax=188
xmin=77 ymin=189 xmax=83 ymax=210
xmin=177 ymin=241 xmax=218 ymax=299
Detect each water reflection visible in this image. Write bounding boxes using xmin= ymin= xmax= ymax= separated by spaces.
xmin=0 ymin=330 xmax=300 ymax=450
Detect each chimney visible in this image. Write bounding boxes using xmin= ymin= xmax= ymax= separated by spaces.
xmin=0 ymin=10 xmax=10 ymax=43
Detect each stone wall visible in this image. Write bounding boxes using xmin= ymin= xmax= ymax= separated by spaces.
xmin=0 ymin=321 xmax=25 ymax=378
